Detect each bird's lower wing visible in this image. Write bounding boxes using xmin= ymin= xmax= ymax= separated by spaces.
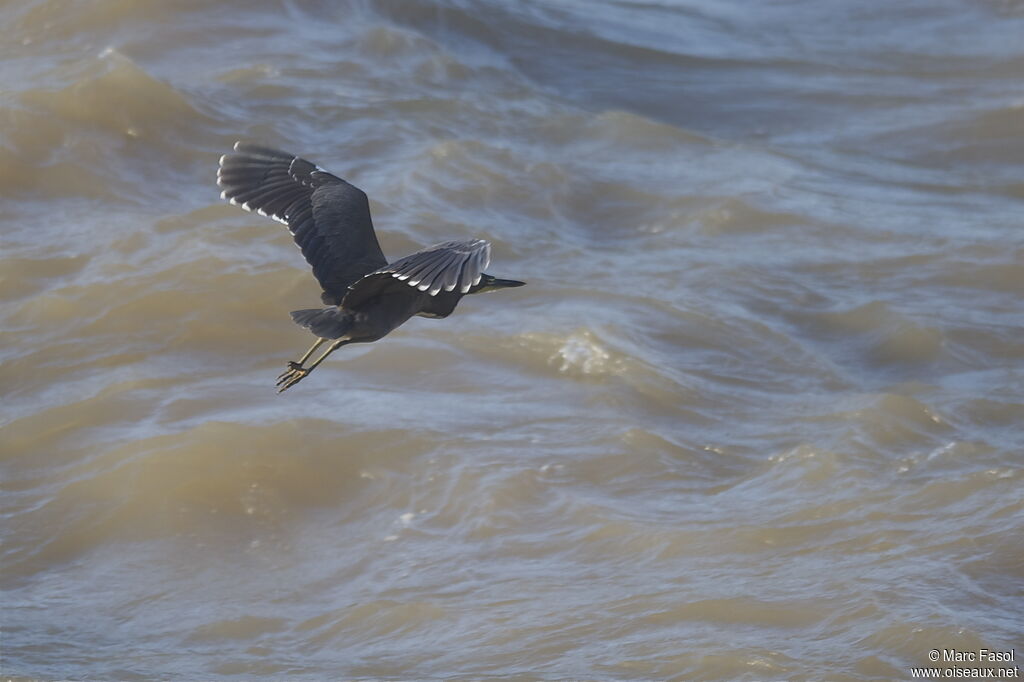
xmin=342 ymin=239 xmax=491 ymax=308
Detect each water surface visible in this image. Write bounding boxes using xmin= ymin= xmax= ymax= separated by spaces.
xmin=2 ymin=0 xmax=1022 ymax=679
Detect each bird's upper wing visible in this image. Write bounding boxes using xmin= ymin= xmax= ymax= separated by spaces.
xmin=342 ymin=239 xmax=491 ymax=309
xmin=217 ymin=142 xmax=388 ymax=304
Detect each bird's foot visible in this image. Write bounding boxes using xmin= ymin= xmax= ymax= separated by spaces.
xmin=276 ymin=364 xmax=309 ymax=393
xmin=277 ymin=361 xmax=304 ymax=382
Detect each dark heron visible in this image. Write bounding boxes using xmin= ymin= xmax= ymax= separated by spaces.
xmin=217 ymin=142 xmax=525 ymax=392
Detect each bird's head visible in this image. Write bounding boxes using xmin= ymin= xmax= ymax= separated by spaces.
xmin=473 ymin=275 xmax=526 ymax=293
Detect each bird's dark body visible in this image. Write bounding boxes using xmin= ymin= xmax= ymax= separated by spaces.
xmin=291 ymin=277 xmax=496 ymax=340
xmin=217 ymin=142 xmax=524 ymax=391
xmin=357 ymin=288 xmax=458 ymax=336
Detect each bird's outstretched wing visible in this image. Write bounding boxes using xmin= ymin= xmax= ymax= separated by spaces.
xmin=342 ymin=239 xmax=491 ymax=309
xmin=217 ymin=142 xmax=387 ymax=304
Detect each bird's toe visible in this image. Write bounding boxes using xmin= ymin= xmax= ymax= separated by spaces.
xmin=277 ymin=361 xmax=304 ymax=381
xmin=276 ymin=367 xmax=309 ymax=392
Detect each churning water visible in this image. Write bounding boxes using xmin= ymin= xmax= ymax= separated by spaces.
xmin=2 ymin=0 xmax=1022 ymax=679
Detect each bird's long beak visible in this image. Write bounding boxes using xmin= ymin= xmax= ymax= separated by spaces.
xmin=475 ymin=277 xmax=526 ymax=293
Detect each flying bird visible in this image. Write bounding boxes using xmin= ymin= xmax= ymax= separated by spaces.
xmin=217 ymin=142 xmax=525 ymax=392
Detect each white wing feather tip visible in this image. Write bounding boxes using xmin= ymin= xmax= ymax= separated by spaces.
xmin=360 ymin=238 xmax=494 ymax=297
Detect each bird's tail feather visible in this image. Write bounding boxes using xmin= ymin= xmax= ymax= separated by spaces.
xmin=289 ymin=307 xmax=352 ymax=339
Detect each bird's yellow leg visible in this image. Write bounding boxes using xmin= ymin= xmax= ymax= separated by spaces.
xmin=277 ymin=338 xmax=326 ymax=381
xmin=297 ymin=338 xmax=326 ymax=365
xmin=276 ymin=339 xmax=349 ymax=393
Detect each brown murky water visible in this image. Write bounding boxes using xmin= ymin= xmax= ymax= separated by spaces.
xmin=2 ymin=0 xmax=1023 ymax=680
